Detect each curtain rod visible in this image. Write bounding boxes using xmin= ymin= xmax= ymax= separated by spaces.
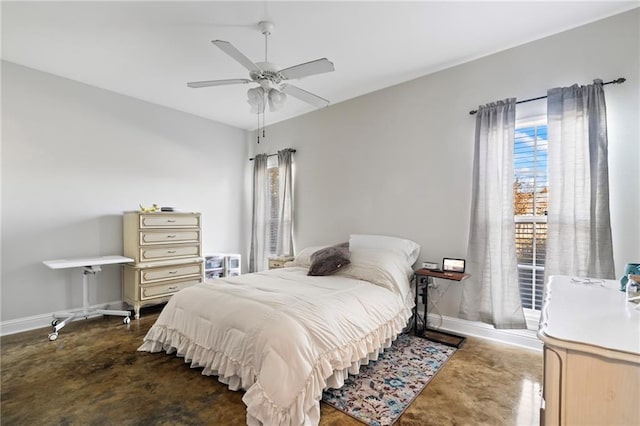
xmin=249 ymin=149 xmax=297 ymax=161
xmin=468 ymin=77 xmax=626 ymax=115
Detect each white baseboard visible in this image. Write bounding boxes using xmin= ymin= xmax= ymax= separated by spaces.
xmin=427 ymin=313 xmax=543 ymax=351
xmin=2 ymin=302 xmax=542 ymax=351
xmin=0 ymin=301 xmax=127 ymax=337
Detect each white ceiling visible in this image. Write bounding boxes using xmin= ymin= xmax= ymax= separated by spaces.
xmin=2 ymin=1 xmax=637 ymax=130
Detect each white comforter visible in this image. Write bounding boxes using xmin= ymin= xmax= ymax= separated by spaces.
xmin=138 ymin=252 xmax=413 ymax=426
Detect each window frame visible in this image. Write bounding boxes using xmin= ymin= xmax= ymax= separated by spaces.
xmin=514 ymin=116 xmax=548 ymax=328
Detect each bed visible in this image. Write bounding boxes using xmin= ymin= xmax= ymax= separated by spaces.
xmin=138 ymin=237 xmax=418 ymax=425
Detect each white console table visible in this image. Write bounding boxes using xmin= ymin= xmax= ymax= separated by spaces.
xmin=538 ymin=275 xmax=640 ymax=425
xmin=43 ymin=255 xmax=134 ymax=341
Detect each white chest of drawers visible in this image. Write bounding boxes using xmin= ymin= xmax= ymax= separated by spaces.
xmin=538 ymin=275 xmax=640 ymax=425
xmin=123 ymin=211 xmax=203 ymax=318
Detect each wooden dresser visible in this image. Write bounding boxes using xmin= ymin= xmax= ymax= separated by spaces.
xmin=538 ymin=275 xmax=640 ymax=425
xmin=123 ymin=211 xmax=203 ymax=318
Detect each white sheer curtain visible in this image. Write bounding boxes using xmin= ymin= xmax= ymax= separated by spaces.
xmin=276 ymin=149 xmax=294 ymax=257
xmin=249 ymin=154 xmax=270 ymax=272
xmin=461 ymin=98 xmax=526 ymax=329
xmin=545 ymin=80 xmax=615 ymax=279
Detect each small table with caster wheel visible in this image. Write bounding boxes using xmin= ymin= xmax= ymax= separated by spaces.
xmin=43 ymin=255 xmax=134 ymax=341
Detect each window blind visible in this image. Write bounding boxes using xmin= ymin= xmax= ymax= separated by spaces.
xmin=514 ymin=123 xmax=548 ymax=310
xmin=267 ymin=156 xmax=279 ymax=256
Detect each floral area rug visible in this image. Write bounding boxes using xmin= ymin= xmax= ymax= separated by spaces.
xmin=322 ymin=333 xmax=456 ymax=426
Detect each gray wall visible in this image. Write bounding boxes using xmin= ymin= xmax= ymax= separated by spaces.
xmin=1 ymin=61 xmax=247 ymax=322
xmin=249 ymin=9 xmax=640 ymax=318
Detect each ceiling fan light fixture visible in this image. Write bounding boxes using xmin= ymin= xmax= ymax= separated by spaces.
xmin=247 ymin=87 xmax=266 ymax=114
xmin=268 ymin=89 xmax=287 ymax=112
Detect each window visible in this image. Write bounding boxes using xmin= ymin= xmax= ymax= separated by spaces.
xmin=514 ymin=120 xmax=548 ymax=311
xmin=267 ymin=156 xmax=280 ymax=256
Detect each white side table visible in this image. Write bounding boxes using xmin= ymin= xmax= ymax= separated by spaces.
xmin=43 ymin=255 xmax=134 ymax=341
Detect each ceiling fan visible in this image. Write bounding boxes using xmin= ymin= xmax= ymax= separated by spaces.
xmin=187 ymin=21 xmax=335 ymax=114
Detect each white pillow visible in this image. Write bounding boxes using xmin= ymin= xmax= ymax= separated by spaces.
xmin=286 ymin=245 xmax=328 ymax=268
xmin=349 ymin=234 xmax=420 ymax=265
xmin=335 ymin=248 xmax=414 ymax=300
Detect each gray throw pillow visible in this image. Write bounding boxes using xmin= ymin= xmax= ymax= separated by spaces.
xmin=307 ymin=244 xmax=351 ymax=276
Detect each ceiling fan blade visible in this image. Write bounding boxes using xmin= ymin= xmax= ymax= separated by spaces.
xmin=187 ymin=79 xmax=251 ymax=88
xmin=280 ymin=84 xmax=330 ymax=108
xmin=212 ymin=40 xmax=262 ymax=74
xmin=279 ymin=58 xmax=335 ymax=80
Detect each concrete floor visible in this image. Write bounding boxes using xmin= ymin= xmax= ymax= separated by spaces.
xmin=1 ymin=308 xmax=542 ymax=425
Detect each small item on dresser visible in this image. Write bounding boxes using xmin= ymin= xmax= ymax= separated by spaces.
xmin=627 ymin=274 xmax=640 ymax=305
xmin=268 ymin=256 xmax=295 ymax=270
xmin=139 ymin=203 xmax=159 ymax=212
xmin=160 ymin=207 xmax=174 ymax=212
xmin=619 ymin=263 xmax=640 ymax=291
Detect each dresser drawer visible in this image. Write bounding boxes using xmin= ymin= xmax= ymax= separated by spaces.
xmin=140 ymin=277 xmax=201 ymax=300
xmin=140 ymin=244 xmax=200 ymax=262
xmin=140 ymin=263 xmax=203 ymax=283
xmin=139 ymin=230 xmax=200 ymax=245
xmin=140 ymin=214 xmax=200 ymax=228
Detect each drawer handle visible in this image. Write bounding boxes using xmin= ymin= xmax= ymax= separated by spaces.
xmin=167 ymin=219 xmax=176 ymax=223
xmin=168 ymin=270 xmax=178 ymax=275
xmin=168 ymin=286 xmax=178 ymax=290
xmin=167 ymin=250 xmax=177 ymax=254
